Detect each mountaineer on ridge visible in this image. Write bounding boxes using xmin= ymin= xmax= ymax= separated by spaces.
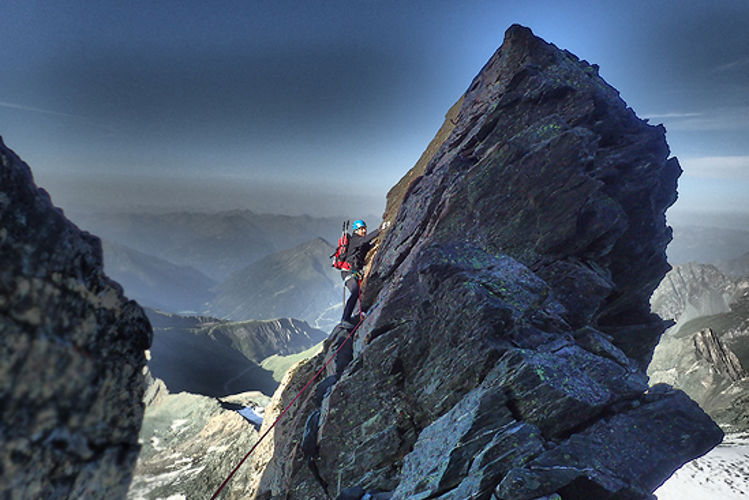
xmin=338 ymin=219 xmax=389 ymax=326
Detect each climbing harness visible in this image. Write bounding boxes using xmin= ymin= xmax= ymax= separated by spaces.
xmin=208 ymin=295 xmax=378 ymax=499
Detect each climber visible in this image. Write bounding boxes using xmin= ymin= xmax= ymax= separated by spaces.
xmin=340 ymin=218 xmax=389 ymax=326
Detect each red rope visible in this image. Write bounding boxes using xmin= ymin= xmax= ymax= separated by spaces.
xmin=358 ymin=277 xmax=363 ymax=322
xmin=209 ymin=315 xmax=365 ymax=499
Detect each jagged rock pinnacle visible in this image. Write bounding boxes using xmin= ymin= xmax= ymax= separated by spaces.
xmin=234 ymin=24 xmax=722 ymax=500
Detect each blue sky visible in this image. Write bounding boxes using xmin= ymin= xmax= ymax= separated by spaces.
xmin=2 ymin=1 xmax=748 ymax=217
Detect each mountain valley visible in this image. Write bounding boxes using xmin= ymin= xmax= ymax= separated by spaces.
xmin=146 ymin=309 xmax=327 ymax=397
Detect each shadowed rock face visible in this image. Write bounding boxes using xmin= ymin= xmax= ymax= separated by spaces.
xmin=0 ymin=137 xmax=152 ymax=498
xmin=245 ymin=25 xmax=722 ymax=500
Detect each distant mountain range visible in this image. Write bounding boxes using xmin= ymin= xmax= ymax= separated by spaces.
xmin=715 ymin=252 xmax=749 ymax=279
xmin=71 ymin=209 xmax=362 ymax=326
xmin=651 ymin=262 xmax=744 ymax=331
xmin=101 ymin=236 xmax=345 ymax=328
xmin=668 ymin=225 xmax=749 ymax=266
xmin=206 ymin=237 xmax=343 ymax=330
xmin=649 ymin=262 xmax=749 ymax=432
xmin=102 ymin=240 xmax=216 ymax=313
xmin=70 ymin=209 xmax=346 ymax=281
xmin=146 ymin=309 xmax=327 ymax=397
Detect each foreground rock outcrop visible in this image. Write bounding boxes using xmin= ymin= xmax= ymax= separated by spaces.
xmin=0 ymin=137 xmax=152 ymax=498
xmin=243 ymin=25 xmax=723 ymax=500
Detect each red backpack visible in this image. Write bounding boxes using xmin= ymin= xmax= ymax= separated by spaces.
xmin=331 ymin=221 xmax=352 ymax=270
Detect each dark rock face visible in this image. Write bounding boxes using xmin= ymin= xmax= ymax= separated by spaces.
xmin=0 ymin=137 xmax=152 ymax=498
xmin=366 ymin=24 xmax=679 ymax=369
xmin=381 ymin=96 xmax=464 ymax=228
xmin=247 ymin=25 xmax=722 ymax=500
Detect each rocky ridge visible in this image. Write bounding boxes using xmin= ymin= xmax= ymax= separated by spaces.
xmin=242 ymin=25 xmax=722 ymax=500
xmin=0 ymin=137 xmax=152 ymax=498
xmin=128 ymin=373 xmax=269 ymax=500
xmin=693 ymin=328 xmax=747 ymax=383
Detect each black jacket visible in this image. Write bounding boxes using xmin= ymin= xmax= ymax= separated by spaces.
xmin=344 ymin=228 xmax=379 ymax=272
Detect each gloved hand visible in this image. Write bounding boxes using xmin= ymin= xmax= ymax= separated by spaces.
xmin=380 ymin=220 xmax=392 ymax=231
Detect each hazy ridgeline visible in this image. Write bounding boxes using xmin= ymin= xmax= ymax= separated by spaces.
xmin=66 ymin=209 xmax=374 ymax=329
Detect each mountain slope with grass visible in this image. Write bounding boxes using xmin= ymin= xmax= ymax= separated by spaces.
xmin=207 ymin=238 xmax=343 ymax=330
xmin=146 ymin=310 xmax=326 ymax=397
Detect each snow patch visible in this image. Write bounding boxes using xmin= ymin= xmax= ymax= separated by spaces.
xmin=238 ymin=407 xmax=264 ymax=427
xmin=128 ymin=464 xmax=205 ymax=500
xmin=170 ymin=418 xmax=190 ymax=433
xmin=655 ymin=435 xmax=749 ymax=499
xmin=150 ymin=436 xmax=162 ymax=451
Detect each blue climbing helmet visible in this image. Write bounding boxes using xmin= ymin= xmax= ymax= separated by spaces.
xmin=352 ymin=219 xmax=366 ymax=231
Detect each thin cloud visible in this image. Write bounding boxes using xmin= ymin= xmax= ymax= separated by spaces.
xmin=646 ymin=106 xmax=749 ymax=132
xmin=0 ymin=100 xmax=116 ymax=136
xmin=0 ymin=100 xmax=83 ymax=119
xmin=680 ymin=156 xmax=749 ymax=180
xmin=711 ymin=57 xmax=749 ymax=74
xmin=644 ymin=112 xmax=703 ymax=120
